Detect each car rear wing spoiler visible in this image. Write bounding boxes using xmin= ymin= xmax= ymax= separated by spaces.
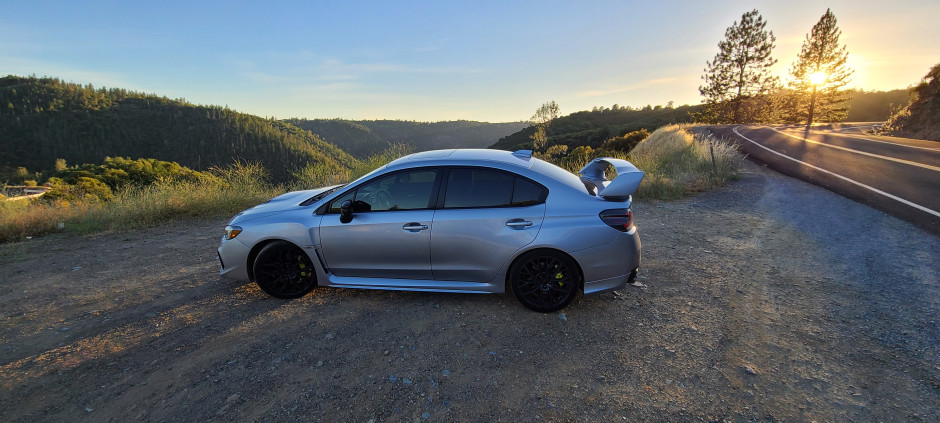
xmin=578 ymin=158 xmax=645 ymax=200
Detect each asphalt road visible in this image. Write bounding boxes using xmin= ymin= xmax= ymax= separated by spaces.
xmin=705 ymin=124 xmax=940 ymax=234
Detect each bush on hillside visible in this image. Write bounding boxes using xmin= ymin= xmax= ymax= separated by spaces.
xmin=880 ymin=63 xmax=940 ymax=141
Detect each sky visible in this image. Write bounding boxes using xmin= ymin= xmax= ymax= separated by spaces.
xmin=2 ymin=0 xmax=938 ymax=122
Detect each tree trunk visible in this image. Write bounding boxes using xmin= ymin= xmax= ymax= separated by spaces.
xmin=807 ymin=85 xmax=817 ymax=127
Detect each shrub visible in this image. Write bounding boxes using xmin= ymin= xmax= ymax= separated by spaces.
xmin=601 ymin=129 xmax=650 ymax=152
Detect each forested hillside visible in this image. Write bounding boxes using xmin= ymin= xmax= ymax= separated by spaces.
xmin=0 ymin=76 xmax=354 ymax=181
xmin=285 ymin=118 xmax=526 ymax=158
xmin=845 ymin=89 xmax=911 ymax=122
xmin=881 ymin=63 xmax=940 ymax=141
xmin=490 ymin=104 xmax=702 ymax=151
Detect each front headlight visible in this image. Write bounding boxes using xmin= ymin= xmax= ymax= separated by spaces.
xmin=224 ymin=225 xmax=243 ymax=240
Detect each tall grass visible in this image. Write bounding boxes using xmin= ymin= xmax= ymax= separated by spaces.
xmin=0 ymin=162 xmax=280 ymax=243
xmin=546 ymin=124 xmax=741 ymax=200
xmin=628 ymin=124 xmax=741 ymax=199
xmin=1 ymin=145 xmax=413 ymax=244
xmin=290 ymin=144 xmax=412 ymax=190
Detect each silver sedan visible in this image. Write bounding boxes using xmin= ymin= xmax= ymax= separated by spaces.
xmin=218 ymin=149 xmax=643 ymax=312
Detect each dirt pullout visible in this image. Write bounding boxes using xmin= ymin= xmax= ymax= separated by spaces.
xmin=1 ymin=159 xmax=937 ymax=422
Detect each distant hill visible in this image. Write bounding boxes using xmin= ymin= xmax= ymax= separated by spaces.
xmin=0 ymin=75 xmax=355 ymax=181
xmin=490 ymin=104 xmax=702 ymax=151
xmin=284 ymin=118 xmax=527 ymax=158
xmin=881 ymin=63 xmax=940 ymax=141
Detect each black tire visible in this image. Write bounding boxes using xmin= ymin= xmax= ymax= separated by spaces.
xmin=509 ymin=250 xmax=580 ymax=312
xmin=252 ymin=241 xmax=317 ymax=299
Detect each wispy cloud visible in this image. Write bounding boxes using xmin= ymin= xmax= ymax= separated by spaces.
xmin=577 ymin=77 xmax=685 ymax=98
xmin=232 ymin=51 xmax=483 ymax=88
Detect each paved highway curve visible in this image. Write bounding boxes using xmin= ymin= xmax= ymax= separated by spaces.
xmin=704 ymin=124 xmax=940 ymax=234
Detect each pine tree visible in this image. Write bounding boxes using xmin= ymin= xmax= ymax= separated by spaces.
xmin=699 ymin=10 xmax=779 ymax=123
xmin=787 ymin=9 xmax=853 ymax=125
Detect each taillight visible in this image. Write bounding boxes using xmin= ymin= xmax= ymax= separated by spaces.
xmin=599 ymin=208 xmax=634 ymax=232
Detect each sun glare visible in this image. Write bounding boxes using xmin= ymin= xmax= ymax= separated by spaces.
xmin=809 ymin=71 xmax=828 ymax=85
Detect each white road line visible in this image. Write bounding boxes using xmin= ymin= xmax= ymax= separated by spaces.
xmin=732 ymin=126 xmax=940 ymax=218
xmin=766 ymin=127 xmax=940 ymax=172
xmin=776 ymin=126 xmax=940 ymax=152
xmin=826 ymin=132 xmax=940 ymax=152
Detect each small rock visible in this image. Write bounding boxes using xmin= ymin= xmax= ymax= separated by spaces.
xmin=422 ymin=411 xmax=430 ymax=419
xmin=558 ymin=313 xmax=568 ymax=322
xmin=84 ymin=406 xmax=94 ymax=412
xmin=72 ymin=266 xmax=82 ymax=271
xmin=383 ymin=350 xmax=389 ymax=356
xmin=325 ymin=333 xmax=334 ymax=340
xmin=631 ymin=281 xmax=647 ymax=288
xmin=743 ymin=365 xmax=758 ymax=375
xmin=316 ymin=361 xmax=323 ymax=367
xmin=226 ymin=394 xmax=241 ymax=403
xmin=389 ymin=376 xmax=398 ymax=383
xmin=403 ymin=378 xmax=413 ymax=385
xmin=442 ymin=369 xmax=450 ymax=376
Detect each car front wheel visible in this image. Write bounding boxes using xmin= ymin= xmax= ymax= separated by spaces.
xmin=509 ymin=250 xmax=579 ymax=312
xmin=252 ymin=241 xmax=317 ymax=299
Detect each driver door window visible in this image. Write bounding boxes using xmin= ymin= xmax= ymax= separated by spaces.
xmin=333 ymin=169 xmax=438 ymax=212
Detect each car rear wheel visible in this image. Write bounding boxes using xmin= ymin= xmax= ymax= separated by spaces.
xmin=252 ymin=241 xmax=317 ymax=299
xmin=509 ymin=250 xmax=579 ymax=312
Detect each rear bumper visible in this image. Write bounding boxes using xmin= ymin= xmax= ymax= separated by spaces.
xmin=584 ymin=267 xmax=638 ymax=294
xmin=575 ymin=227 xmax=641 ymax=295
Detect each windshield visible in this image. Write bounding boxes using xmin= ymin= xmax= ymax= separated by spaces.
xmin=299 ymin=184 xmax=346 ymax=206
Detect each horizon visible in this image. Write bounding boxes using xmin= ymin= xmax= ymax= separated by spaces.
xmin=2 ymin=0 xmax=937 ymax=123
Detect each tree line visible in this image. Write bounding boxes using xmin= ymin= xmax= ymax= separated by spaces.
xmin=284 ymin=118 xmax=526 ymax=159
xmin=0 ymin=76 xmax=354 ymax=182
xmin=697 ymin=8 xmax=855 ymax=125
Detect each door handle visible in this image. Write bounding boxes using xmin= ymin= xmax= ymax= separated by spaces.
xmin=506 ymin=219 xmax=533 ymax=228
xmin=402 ymin=223 xmax=429 ymax=232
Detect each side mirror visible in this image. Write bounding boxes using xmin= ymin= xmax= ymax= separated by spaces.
xmin=340 ymin=199 xmax=353 ymax=223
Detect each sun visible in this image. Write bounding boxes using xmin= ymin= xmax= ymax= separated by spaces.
xmin=809 ymin=71 xmax=828 ymax=85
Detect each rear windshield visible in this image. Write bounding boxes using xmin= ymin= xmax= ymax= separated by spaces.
xmin=531 ymin=159 xmax=591 ymax=194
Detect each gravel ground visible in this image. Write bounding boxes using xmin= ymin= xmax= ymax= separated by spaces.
xmin=1 ymin=159 xmax=937 ymax=422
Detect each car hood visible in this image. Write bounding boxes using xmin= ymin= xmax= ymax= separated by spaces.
xmin=231 ymin=185 xmax=338 ymax=223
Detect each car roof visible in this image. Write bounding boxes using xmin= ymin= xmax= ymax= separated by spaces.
xmin=387 ymin=149 xmax=535 ymax=170
xmin=382 ymin=149 xmax=589 ymax=195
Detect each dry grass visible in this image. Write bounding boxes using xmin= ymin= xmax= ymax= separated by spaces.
xmin=552 ymin=124 xmax=741 ymax=200
xmin=628 ymin=124 xmax=741 ymax=199
xmin=1 ymin=146 xmax=414 ymax=244
xmin=0 ymin=162 xmax=280 ymax=243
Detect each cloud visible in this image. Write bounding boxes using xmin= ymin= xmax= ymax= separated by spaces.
xmin=577 ymin=76 xmax=686 ymax=98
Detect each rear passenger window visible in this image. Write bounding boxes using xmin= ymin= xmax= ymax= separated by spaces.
xmin=443 ymin=168 xmax=546 ymax=209
xmin=444 ymin=169 xmax=512 ymax=208
xmin=512 ymin=178 xmax=545 ymax=206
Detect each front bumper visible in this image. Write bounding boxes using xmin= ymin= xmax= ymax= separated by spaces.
xmin=218 ymin=238 xmax=251 ymax=282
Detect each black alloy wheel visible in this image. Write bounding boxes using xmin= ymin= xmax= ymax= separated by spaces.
xmin=510 ymin=250 xmax=579 ymax=312
xmin=252 ymin=241 xmax=317 ymax=299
